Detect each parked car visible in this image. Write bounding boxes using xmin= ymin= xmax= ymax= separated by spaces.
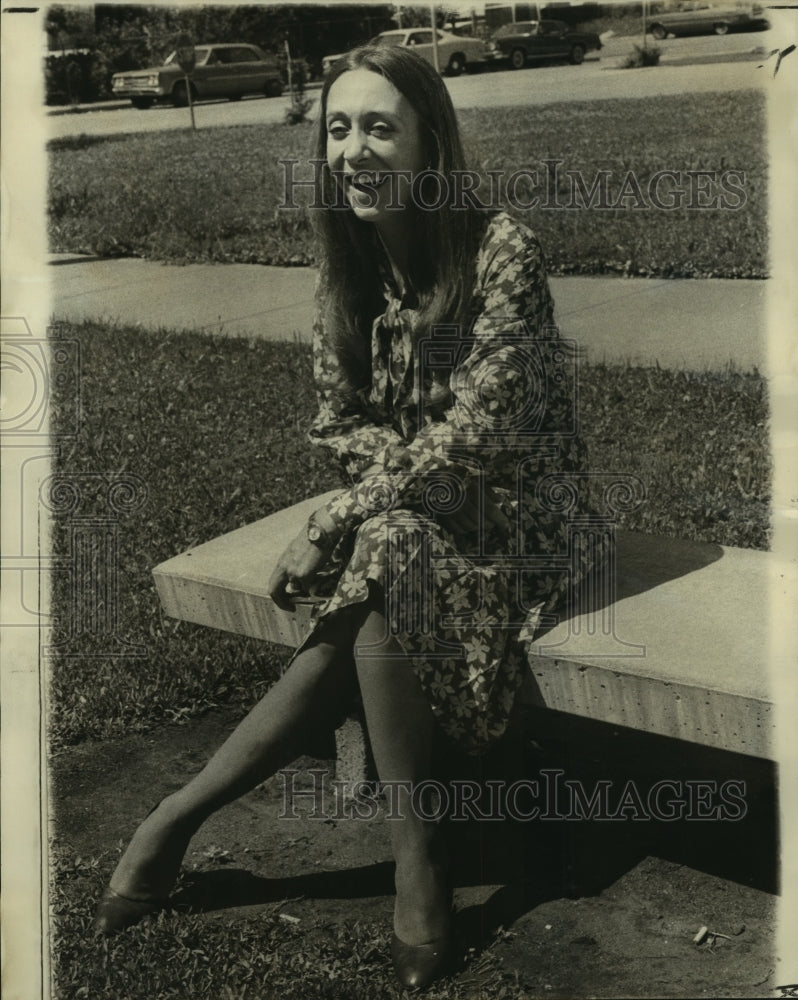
xmin=486 ymin=20 xmax=602 ymax=68
xmin=646 ymin=2 xmax=769 ymax=39
xmin=111 ymin=43 xmax=283 ymax=109
xmin=321 ymin=28 xmax=488 ymax=78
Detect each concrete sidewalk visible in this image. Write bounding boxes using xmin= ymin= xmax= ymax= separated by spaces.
xmin=49 ymin=256 xmax=767 ymax=371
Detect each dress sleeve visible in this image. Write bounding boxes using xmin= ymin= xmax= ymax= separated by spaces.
xmin=307 ymin=272 xmax=406 ymax=483
xmin=317 ymin=222 xmax=565 ymax=538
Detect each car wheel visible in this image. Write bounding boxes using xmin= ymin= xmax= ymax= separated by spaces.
xmin=265 ymin=78 xmax=283 ymax=98
xmin=510 ymin=48 xmax=526 ymax=70
xmin=446 ymin=53 xmax=465 ymax=77
xmin=569 ymin=44 xmax=585 ymax=65
xmin=171 ymin=81 xmax=195 ymax=107
xmin=130 ymin=98 xmax=154 ymax=110
xmin=650 ymin=23 xmax=667 ymax=40
xmin=713 ymin=22 xmax=729 ymax=35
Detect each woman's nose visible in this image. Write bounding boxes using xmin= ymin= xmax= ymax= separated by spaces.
xmin=343 ymin=127 xmax=370 ymax=166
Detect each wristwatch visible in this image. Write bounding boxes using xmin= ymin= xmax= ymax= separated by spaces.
xmin=306 ymin=517 xmax=331 ymax=549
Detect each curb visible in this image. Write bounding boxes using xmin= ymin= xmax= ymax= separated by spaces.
xmin=49 ymin=253 xmax=107 ymax=265
xmin=47 ymin=100 xmax=129 ymax=116
xmin=46 ymin=80 xmax=323 ymax=117
xmin=601 ymin=47 xmax=766 ymax=70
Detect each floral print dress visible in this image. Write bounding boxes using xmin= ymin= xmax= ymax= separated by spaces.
xmin=302 ymin=212 xmax=596 ymax=754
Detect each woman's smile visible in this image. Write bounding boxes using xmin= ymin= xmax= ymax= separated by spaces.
xmin=347 ymin=172 xmax=391 ymax=195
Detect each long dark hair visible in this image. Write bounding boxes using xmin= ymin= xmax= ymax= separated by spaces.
xmin=312 ymin=44 xmax=490 ymax=387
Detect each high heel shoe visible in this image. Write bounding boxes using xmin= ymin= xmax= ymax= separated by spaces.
xmin=391 ymin=881 xmax=455 ymax=989
xmin=391 ymin=929 xmax=454 ymax=989
xmin=93 ymin=800 xmax=173 ymax=936
xmin=93 ymin=886 xmax=167 ymax=936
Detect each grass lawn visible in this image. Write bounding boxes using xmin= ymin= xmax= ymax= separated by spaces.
xmin=48 ymin=321 xmax=770 ymax=752
xmin=48 ymin=89 xmax=767 ymax=279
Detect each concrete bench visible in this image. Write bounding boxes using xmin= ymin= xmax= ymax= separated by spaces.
xmin=152 ymin=492 xmax=776 ymax=779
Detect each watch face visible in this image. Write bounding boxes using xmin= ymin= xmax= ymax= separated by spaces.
xmin=307 ymin=523 xmax=323 ymax=543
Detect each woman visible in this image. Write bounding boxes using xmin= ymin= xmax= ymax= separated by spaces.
xmin=94 ymin=45 xmax=594 ymax=989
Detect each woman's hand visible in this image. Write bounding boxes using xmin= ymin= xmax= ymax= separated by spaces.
xmin=268 ymin=527 xmax=332 ymax=612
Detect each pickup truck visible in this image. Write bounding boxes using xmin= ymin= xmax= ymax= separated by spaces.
xmin=485 ymin=19 xmax=602 ymax=69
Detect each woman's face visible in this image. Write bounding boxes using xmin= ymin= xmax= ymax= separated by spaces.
xmin=325 ymin=68 xmax=426 ymax=228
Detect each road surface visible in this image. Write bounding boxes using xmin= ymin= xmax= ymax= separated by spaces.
xmin=47 ymin=31 xmax=772 ymax=142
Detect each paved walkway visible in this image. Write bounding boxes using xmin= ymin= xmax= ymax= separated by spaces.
xmin=49 ymin=256 xmax=767 ymax=371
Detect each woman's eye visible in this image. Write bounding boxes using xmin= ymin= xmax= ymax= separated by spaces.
xmin=370 ymin=122 xmax=392 ymax=136
xmin=327 ymin=124 xmax=348 ymax=140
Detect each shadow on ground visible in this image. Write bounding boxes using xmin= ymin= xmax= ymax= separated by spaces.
xmin=51 ymin=702 xmax=777 ymax=996
xmin=84 ymin=706 xmax=779 ymax=957
xmin=433 ymin=710 xmax=777 ymax=958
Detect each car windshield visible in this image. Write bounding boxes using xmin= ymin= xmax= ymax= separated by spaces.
xmin=495 ymin=21 xmax=538 ymax=36
xmin=372 ymin=33 xmax=406 ymax=47
xmin=164 ymin=46 xmax=211 ymax=66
